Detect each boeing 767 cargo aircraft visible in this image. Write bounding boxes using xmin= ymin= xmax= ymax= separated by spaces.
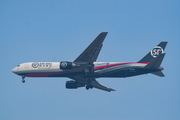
xmin=12 ymin=32 xmax=167 ymax=92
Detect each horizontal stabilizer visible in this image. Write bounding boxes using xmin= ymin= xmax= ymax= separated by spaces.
xmin=145 ymin=53 xmax=165 ymax=68
xmin=91 ymin=80 xmax=115 ymax=92
xmin=151 ymin=71 xmax=165 ymax=77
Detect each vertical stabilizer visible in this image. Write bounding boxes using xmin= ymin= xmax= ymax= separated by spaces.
xmin=138 ymin=42 xmax=167 ymax=63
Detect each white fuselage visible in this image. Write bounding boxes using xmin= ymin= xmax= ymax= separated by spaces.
xmin=12 ymin=62 xmax=61 ymax=75
xmin=12 ymin=62 xmax=148 ymax=77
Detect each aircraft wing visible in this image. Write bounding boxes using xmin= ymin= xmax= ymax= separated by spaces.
xmin=74 ymin=32 xmax=108 ymax=63
xmin=69 ymin=76 xmax=115 ymax=92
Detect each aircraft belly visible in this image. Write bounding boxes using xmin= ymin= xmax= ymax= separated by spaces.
xmin=96 ymin=67 xmax=160 ymax=78
xmin=95 ymin=65 xmax=146 ymax=78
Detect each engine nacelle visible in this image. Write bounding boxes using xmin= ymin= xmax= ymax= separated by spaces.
xmin=60 ymin=61 xmax=73 ymax=70
xmin=66 ymin=81 xmax=85 ymax=89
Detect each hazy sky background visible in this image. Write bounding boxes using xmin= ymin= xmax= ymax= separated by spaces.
xmin=0 ymin=0 xmax=180 ymax=120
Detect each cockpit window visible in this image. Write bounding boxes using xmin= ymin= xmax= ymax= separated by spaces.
xmin=17 ymin=65 xmax=20 ymax=67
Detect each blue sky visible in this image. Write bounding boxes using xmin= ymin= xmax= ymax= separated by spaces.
xmin=0 ymin=0 xmax=180 ymax=120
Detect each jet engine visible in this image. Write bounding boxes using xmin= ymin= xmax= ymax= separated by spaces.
xmin=60 ymin=61 xmax=73 ymax=69
xmin=66 ymin=80 xmax=85 ymax=89
xmin=60 ymin=61 xmax=82 ymax=70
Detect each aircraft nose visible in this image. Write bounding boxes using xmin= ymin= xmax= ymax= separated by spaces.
xmin=12 ymin=67 xmax=18 ymax=74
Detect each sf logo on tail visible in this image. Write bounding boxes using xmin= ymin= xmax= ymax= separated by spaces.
xmin=151 ymin=46 xmax=163 ymax=58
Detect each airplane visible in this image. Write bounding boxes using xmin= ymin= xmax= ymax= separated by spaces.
xmin=12 ymin=32 xmax=167 ymax=92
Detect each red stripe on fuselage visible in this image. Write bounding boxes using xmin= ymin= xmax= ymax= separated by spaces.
xmin=95 ymin=62 xmax=149 ymax=70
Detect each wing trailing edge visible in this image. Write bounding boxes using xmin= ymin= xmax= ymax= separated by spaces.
xmin=74 ymin=32 xmax=108 ymax=63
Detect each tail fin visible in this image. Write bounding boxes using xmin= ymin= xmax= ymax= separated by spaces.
xmin=138 ymin=42 xmax=167 ymax=63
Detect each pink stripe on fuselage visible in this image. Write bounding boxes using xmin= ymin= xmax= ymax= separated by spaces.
xmin=95 ymin=62 xmax=149 ymax=70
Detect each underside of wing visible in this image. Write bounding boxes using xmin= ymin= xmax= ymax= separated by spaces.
xmin=69 ymin=76 xmax=115 ymax=92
